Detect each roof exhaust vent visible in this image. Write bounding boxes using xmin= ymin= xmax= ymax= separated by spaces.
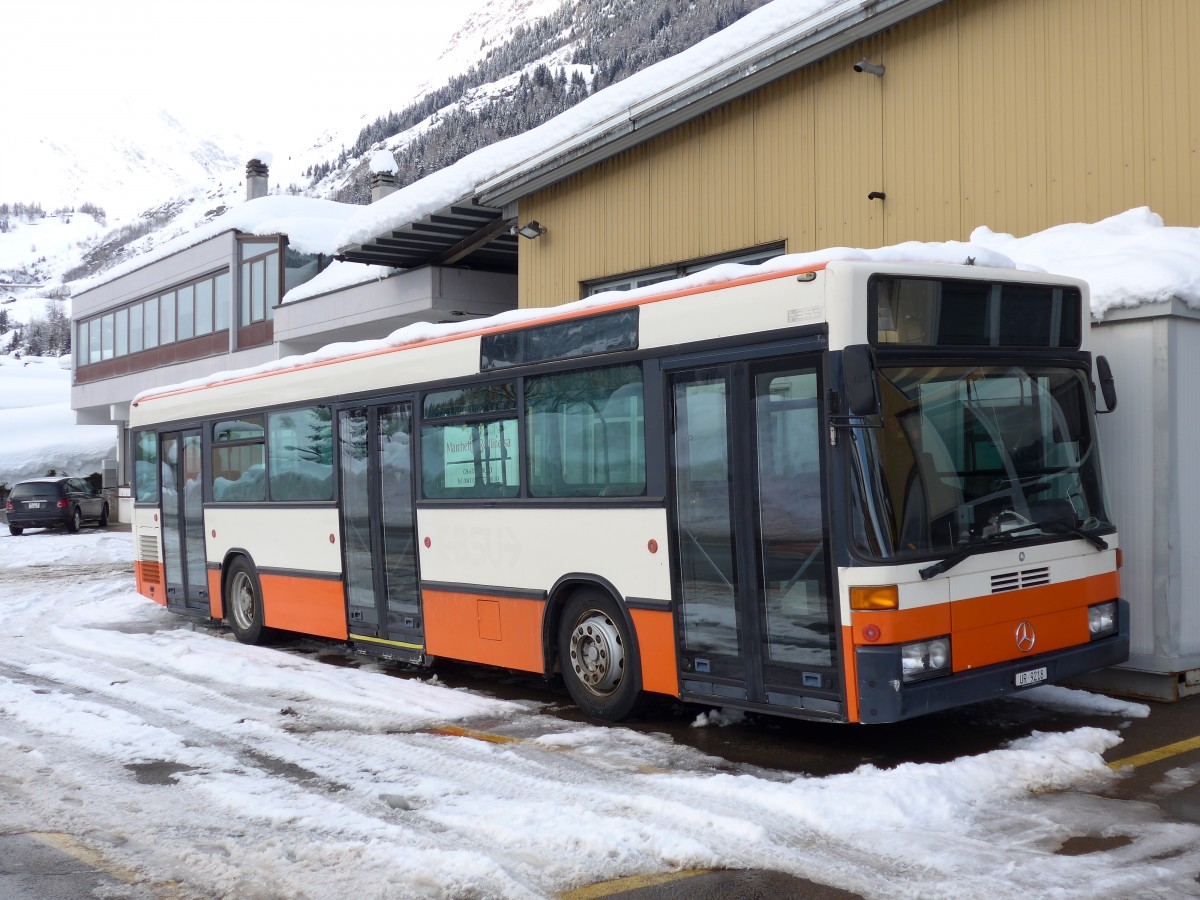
xmin=369 ymin=150 xmax=400 ymax=203
xmin=245 ymin=155 xmax=271 ymax=201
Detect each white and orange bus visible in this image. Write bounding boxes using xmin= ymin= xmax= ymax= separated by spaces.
xmin=129 ymin=259 xmax=1127 ymax=723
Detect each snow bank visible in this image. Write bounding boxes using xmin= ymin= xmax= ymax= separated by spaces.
xmin=0 ymin=356 xmax=115 ymax=485
xmin=972 ymin=207 xmax=1200 ymax=318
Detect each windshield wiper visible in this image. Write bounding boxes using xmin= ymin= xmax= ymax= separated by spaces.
xmin=918 ymin=521 xmax=1108 ymax=580
xmin=919 ymin=531 xmax=1022 ymax=580
xmin=1038 ymin=519 xmax=1110 ymax=551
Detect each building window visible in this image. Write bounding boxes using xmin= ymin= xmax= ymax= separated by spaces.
xmin=129 ymin=303 xmax=144 ymax=353
xmin=196 ymin=280 xmax=213 ymax=336
xmin=76 ymin=268 xmax=231 ymax=369
xmin=214 ymin=271 xmax=230 ymax=331
xmin=177 ymin=284 xmax=195 ymax=342
xmin=160 ymin=291 xmax=176 ymax=345
xmin=581 ymin=243 xmax=785 ymax=297
xmin=115 ymin=308 xmax=129 ymax=357
xmin=143 ymin=297 xmax=159 ymax=350
xmin=240 ymin=239 xmax=281 ymax=326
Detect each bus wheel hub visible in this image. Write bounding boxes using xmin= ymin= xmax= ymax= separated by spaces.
xmin=570 ymin=614 xmax=623 ymax=694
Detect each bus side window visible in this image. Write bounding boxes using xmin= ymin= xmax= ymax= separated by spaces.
xmin=134 ymin=430 xmax=160 ymax=503
xmin=421 ymin=419 xmax=519 ymax=499
xmin=526 ymin=363 xmax=645 ymax=498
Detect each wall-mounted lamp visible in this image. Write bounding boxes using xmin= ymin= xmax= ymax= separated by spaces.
xmin=514 ymin=220 xmax=546 ymax=240
xmin=853 ymin=59 xmax=885 ymax=77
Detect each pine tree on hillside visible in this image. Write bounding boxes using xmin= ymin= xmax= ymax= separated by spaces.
xmin=323 ymin=0 xmax=773 ymax=203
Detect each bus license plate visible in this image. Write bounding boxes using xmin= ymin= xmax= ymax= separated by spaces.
xmin=1015 ymin=666 xmax=1048 ymax=687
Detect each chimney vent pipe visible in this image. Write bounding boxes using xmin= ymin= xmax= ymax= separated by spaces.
xmin=246 ymin=158 xmax=270 ymax=201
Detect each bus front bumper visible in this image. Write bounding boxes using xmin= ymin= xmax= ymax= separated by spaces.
xmin=854 ymin=599 xmax=1130 ymax=724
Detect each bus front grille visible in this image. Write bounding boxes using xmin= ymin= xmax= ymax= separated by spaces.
xmin=991 ymin=567 xmax=1051 ymax=593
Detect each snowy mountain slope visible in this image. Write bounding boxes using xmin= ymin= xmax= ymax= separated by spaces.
xmin=0 ymin=98 xmax=246 ymax=222
xmin=1 ymin=0 xmax=770 ymax=338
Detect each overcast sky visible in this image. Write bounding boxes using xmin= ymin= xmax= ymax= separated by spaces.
xmin=4 ymin=0 xmax=490 ymax=151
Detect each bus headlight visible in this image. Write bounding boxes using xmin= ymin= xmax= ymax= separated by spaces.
xmin=1088 ymin=601 xmax=1117 ymax=639
xmin=900 ymin=637 xmax=951 ymax=682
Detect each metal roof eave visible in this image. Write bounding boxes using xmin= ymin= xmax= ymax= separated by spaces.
xmin=476 ymin=0 xmax=940 ymax=208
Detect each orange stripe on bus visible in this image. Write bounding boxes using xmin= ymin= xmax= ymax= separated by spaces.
xmin=135 ymin=560 xmax=165 ymax=606
xmin=951 ymin=572 xmax=1118 ymax=671
xmin=135 ymin=263 xmax=829 ymax=406
xmin=208 ymin=569 xmax=224 ymax=618
xmin=629 ymin=607 xmax=678 ymax=696
xmin=952 ymin=605 xmax=1088 ymax=672
xmin=840 ymin=625 xmax=860 ymax=723
xmin=259 ymin=573 xmax=348 ymax=640
xmin=850 ymin=571 xmax=1119 ymax=673
xmin=951 ymin=571 xmax=1119 ymax=630
xmin=423 ymin=589 xmax=547 ymax=674
xmin=851 ymin=603 xmax=952 ymax=646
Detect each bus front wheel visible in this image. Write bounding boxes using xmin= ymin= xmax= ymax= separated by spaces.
xmin=226 ymin=557 xmax=269 ymax=645
xmin=558 ymin=590 xmax=644 ymax=721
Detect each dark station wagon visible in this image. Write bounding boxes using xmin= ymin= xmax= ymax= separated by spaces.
xmin=5 ymin=477 xmax=109 ymax=536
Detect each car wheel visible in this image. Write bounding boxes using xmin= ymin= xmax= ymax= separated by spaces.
xmin=98 ymin=504 xmax=109 ymax=528
xmin=8 ymin=524 xmax=22 ymax=536
xmin=557 ymin=589 xmax=645 ymax=721
xmin=226 ymin=557 xmax=271 ymax=645
xmin=67 ymin=507 xmax=82 ymax=533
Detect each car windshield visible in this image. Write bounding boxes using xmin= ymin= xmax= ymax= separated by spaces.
xmin=11 ymin=483 xmax=61 ymax=500
xmin=849 ymin=363 xmax=1112 ymax=561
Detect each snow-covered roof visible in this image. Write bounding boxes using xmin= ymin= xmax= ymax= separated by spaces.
xmin=74 ymin=195 xmax=358 ymax=297
xmin=133 ymin=209 xmax=1200 ymax=405
xmin=970 ymin=208 xmax=1200 ymax=317
xmin=332 ymin=0 xmax=879 ymax=252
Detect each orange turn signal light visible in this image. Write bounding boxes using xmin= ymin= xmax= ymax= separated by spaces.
xmin=1115 ymin=548 xmax=1124 ymax=569
xmin=850 ymin=585 xmax=899 ymax=611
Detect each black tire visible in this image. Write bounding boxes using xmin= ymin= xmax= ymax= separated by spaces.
xmin=98 ymin=504 xmax=109 ymax=528
xmin=67 ymin=507 xmax=82 ymax=533
xmin=225 ymin=557 xmax=270 ymax=645
xmin=8 ymin=524 xmax=22 ymax=536
xmin=557 ymin=589 xmax=644 ymax=721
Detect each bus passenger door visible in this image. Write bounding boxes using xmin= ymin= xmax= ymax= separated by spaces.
xmin=669 ymin=358 xmax=840 ymax=716
xmin=160 ymin=429 xmax=208 ymax=612
xmin=338 ymin=403 xmax=423 ymax=654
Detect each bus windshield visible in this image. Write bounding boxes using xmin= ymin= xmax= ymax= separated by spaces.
xmin=850 ymin=363 xmax=1112 ymax=561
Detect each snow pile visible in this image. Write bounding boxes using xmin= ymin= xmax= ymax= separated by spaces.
xmin=0 ymin=356 xmax=115 ymax=485
xmin=368 ymin=149 xmax=399 ymax=175
xmin=2 ymin=532 xmax=1197 ymax=898
xmin=1018 ymin=684 xmax=1151 ymax=719
xmin=972 ymin=207 xmax=1200 ymax=318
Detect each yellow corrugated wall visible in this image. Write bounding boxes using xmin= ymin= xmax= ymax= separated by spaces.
xmin=518 ymin=0 xmax=1200 ymax=308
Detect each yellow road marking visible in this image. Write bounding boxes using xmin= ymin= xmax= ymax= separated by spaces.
xmin=431 ymin=725 xmax=521 ymax=744
xmin=1108 ymin=734 xmax=1200 ymax=770
xmin=30 ymin=832 xmax=139 ymax=879
xmin=559 ymin=869 xmax=712 ymax=899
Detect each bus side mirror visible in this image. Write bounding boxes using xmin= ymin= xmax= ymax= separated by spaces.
xmin=1095 ymin=355 xmax=1117 ymax=413
xmin=843 ymin=344 xmax=880 ymax=418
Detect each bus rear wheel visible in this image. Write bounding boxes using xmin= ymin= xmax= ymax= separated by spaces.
xmin=558 ymin=590 xmax=644 ymax=721
xmin=226 ymin=557 xmax=270 ymax=645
